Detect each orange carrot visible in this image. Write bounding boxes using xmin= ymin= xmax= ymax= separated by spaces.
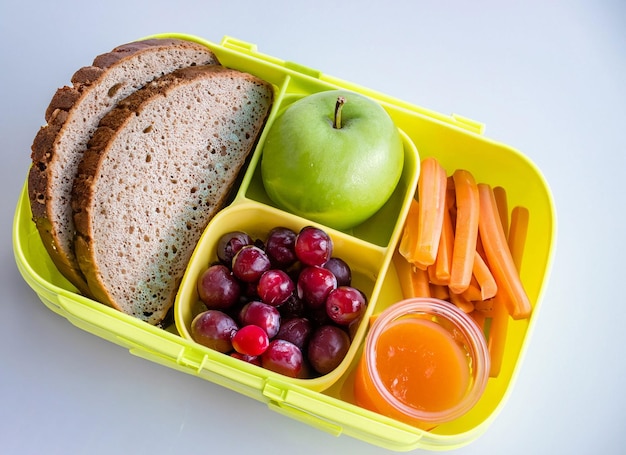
xmin=433 ymin=204 xmax=454 ymax=285
xmin=411 ymin=157 xmax=448 ymax=269
xmin=493 ymin=186 xmax=509 ymax=239
xmin=430 ymin=283 xmax=450 ymax=301
xmin=394 ymin=251 xmax=431 ymax=298
xmin=449 ymin=291 xmax=474 ymax=313
xmin=508 ymin=206 xmax=530 ymax=272
xmin=448 ymin=169 xmax=480 ymax=294
xmin=477 ymin=184 xmax=532 ymax=319
xmin=475 ymin=231 xmax=486 ymax=259
xmin=461 ymin=276 xmax=483 ymax=301
xmin=484 ymin=206 xmax=529 ymax=377
xmin=394 ymin=251 xmax=417 ymax=299
xmin=474 ymin=298 xmax=494 ymax=316
xmin=486 ymin=294 xmax=509 ymax=377
xmin=472 ymin=250 xmax=498 ymax=300
xmin=398 ymin=198 xmax=420 ymax=263
xmin=486 ymin=204 xmax=529 ymax=377
xmin=411 ymin=266 xmax=432 ymax=298
xmin=427 ymin=264 xmax=448 ymax=286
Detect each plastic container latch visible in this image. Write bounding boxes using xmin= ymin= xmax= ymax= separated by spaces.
xmin=220 ymin=36 xmax=320 ymax=79
xmin=262 ymin=381 xmax=343 ymax=436
xmin=176 ymin=347 xmax=208 ymax=373
xmin=220 ymin=36 xmax=258 ymax=54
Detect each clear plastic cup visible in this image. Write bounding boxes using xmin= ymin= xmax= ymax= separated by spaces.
xmin=353 ymin=297 xmax=490 ymax=429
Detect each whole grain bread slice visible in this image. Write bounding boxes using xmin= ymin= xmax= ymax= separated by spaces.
xmin=71 ymin=65 xmax=273 ymax=325
xmin=29 ymin=38 xmax=219 ymax=296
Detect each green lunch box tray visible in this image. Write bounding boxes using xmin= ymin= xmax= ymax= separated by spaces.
xmin=12 ymin=33 xmax=557 ymax=452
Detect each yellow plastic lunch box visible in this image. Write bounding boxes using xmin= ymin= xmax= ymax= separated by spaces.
xmin=12 ymin=33 xmax=557 ymax=451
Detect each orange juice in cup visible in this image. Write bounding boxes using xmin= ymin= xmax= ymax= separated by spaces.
xmin=354 ymin=298 xmax=490 ymax=429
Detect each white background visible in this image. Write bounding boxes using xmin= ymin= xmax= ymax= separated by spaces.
xmin=1 ymin=1 xmax=624 ymax=454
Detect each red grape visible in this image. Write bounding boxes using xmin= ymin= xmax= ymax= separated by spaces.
xmin=232 ymin=245 xmax=271 ymax=283
xmin=323 ymin=257 xmax=352 ymax=287
xmin=257 ymin=269 xmax=295 ymax=307
xmin=191 ymin=310 xmax=238 ymax=353
xmin=261 ymin=339 xmax=303 ymax=378
xmin=238 ymin=300 xmax=281 ymax=339
xmin=197 ymin=264 xmax=241 ymax=309
xmin=232 ymin=325 xmax=270 ymax=356
xmin=275 ymin=317 xmax=313 ymax=351
xmin=325 ymin=286 xmax=366 ymax=325
xmin=265 ymin=227 xmax=297 ymax=268
xmin=297 ymin=266 xmax=337 ymax=309
xmin=295 ymin=226 xmax=333 ymax=266
xmin=217 ymin=231 xmax=253 ymax=265
xmin=307 ymin=325 xmax=350 ymax=375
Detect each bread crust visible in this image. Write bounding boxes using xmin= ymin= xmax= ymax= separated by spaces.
xmin=28 ymin=38 xmax=219 ymax=296
xmin=71 ymin=65 xmax=273 ymax=324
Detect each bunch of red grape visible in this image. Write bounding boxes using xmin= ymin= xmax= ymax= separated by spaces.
xmin=190 ymin=225 xmax=367 ymax=378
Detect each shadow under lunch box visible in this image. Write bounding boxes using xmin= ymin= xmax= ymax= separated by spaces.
xmin=13 ymin=33 xmax=557 ymax=452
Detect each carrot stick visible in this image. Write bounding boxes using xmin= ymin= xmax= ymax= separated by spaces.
xmin=449 ymin=291 xmax=474 ymax=313
xmin=486 ymin=204 xmax=529 ymax=376
xmin=411 ymin=157 xmax=448 ymax=269
xmin=486 ymin=294 xmax=509 ymax=377
xmin=508 ymin=206 xmax=530 ymax=272
xmin=477 ymin=184 xmax=532 ymax=319
xmin=485 ymin=204 xmax=530 ymax=376
xmin=394 ymin=251 xmax=431 ymax=298
xmin=430 ymin=283 xmax=450 ymax=301
xmin=398 ymin=198 xmax=420 ymax=263
xmin=475 ymin=231 xmax=486 ymax=259
xmin=394 ymin=251 xmax=417 ymax=299
xmin=493 ymin=186 xmax=509 ymax=239
xmin=433 ymin=204 xmax=454 ymax=285
xmin=448 ymin=169 xmax=480 ymax=294
xmin=411 ymin=266 xmax=432 ymax=298
xmin=474 ymin=298 xmax=494 ymax=316
xmin=472 ymin=250 xmax=498 ymax=300
xmin=461 ymin=276 xmax=483 ymax=301
xmin=427 ymin=264 xmax=448 ymax=286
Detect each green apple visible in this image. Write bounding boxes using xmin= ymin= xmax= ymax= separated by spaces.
xmin=260 ymin=89 xmax=404 ymax=230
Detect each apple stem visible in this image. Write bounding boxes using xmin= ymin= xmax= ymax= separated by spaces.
xmin=333 ymin=96 xmax=346 ymax=129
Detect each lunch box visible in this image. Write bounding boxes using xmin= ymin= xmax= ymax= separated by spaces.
xmin=12 ymin=33 xmax=557 ymax=452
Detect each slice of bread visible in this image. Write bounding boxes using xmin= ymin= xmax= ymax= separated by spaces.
xmin=29 ymin=38 xmax=219 ymax=296
xmin=71 ymin=65 xmax=274 ymax=325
